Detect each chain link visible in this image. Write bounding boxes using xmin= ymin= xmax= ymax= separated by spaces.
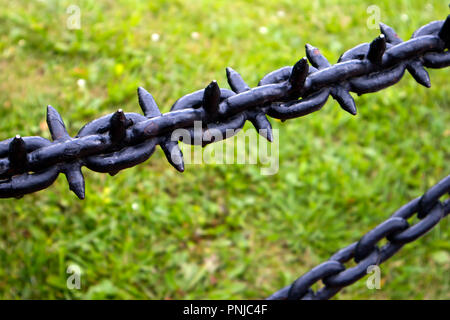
xmin=267 ymin=175 xmax=450 ymax=300
xmin=0 ymin=16 xmax=448 ymax=199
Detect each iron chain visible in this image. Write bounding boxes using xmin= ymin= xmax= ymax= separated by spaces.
xmin=0 ymin=12 xmax=449 ymax=301
xmin=267 ymin=175 xmax=450 ymax=300
xmin=0 ymin=16 xmax=449 ymax=199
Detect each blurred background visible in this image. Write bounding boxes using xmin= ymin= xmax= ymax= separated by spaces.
xmin=0 ymin=0 xmax=448 ymax=299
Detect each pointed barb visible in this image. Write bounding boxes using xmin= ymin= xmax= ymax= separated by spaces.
xmin=203 ymin=80 xmax=221 ymax=118
xmin=379 ymin=22 xmax=402 ymax=44
xmin=226 ymin=67 xmax=250 ymax=93
xmin=288 ymin=57 xmax=309 ymax=95
xmin=250 ymin=113 xmax=273 ymax=142
xmin=137 ymin=87 xmax=161 ymax=118
xmin=109 ymin=109 xmax=127 ymax=143
xmin=367 ymin=34 xmax=386 ymax=65
xmin=161 ymin=139 xmax=184 ymax=172
xmin=331 ymin=87 xmax=357 ymax=115
xmin=305 ymin=44 xmax=330 ymax=69
xmin=47 ymin=105 xmax=70 ymax=141
xmin=407 ymin=60 xmax=431 ymax=88
xmin=64 ymin=164 xmax=85 ymax=199
xmin=438 ymin=15 xmax=450 ymax=48
xmin=9 ymin=135 xmax=28 ymax=171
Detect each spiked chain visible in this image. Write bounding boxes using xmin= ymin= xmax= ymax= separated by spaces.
xmin=1 ymin=16 xmax=449 ymax=299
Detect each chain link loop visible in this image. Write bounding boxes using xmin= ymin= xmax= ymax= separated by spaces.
xmin=0 ymin=16 xmax=448 ymax=199
xmin=268 ymin=175 xmax=450 ymax=300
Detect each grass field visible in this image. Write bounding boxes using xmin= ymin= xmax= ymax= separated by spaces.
xmin=0 ymin=0 xmax=448 ymax=299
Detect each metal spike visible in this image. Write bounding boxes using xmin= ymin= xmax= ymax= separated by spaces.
xmin=407 ymin=60 xmax=431 ymax=88
xmin=161 ymin=139 xmax=184 ymax=172
xmin=305 ymin=44 xmax=330 ymax=69
xmin=109 ymin=109 xmax=127 ymax=143
xmin=331 ymin=87 xmax=357 ymax=115
xmin=64 ymin=164 xmax=85 ymax=199
xmin=379 ymin=22 xmax=402 ymax=44
xmin=9 ymin=135 xmax=27 ymax=171
xmin=250 ymin=113 xmax=273 ymax=142
xmin=289 ymin=57 xmax=309 ymax=94
xmin=438 ymin=15 xmax=450 ymax=48
xmin=226 ymin=67 xmax=250 ymax=93
xmin=47 ymin=105 xmax=70 ymax=141
xmin=137 ymin=87 xmax=161 ymax=118
xmin=379 ymin=22 xmax=431 ymax=88
xmin=203 ymin=80 xmax=221 ymax=117
xmin=367 ymin=34 xmax=386 ymax=65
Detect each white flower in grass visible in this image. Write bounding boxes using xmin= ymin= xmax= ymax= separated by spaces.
xmin=151 ymin=33 xmax=160 ymax=42
xmin=259 ymin=26 xmax=268 ymax=34
xmin=400 ymin=14 xmax=409 ymax=22
xmin=77 ymin=79 xmax=86 ymax=89
xmin=277 ymin=10 xmax=286 ymax=18
xmin=191 ymin=31 xmax=200 ymax=40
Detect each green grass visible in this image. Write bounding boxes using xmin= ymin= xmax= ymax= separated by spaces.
xmin=0 ymin=0 xmax=448 ymax=299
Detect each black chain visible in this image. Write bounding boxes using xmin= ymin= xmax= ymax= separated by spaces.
xmin=0 ymin=16 xmax=448 ymax=199
xmin=267 ymin=175 xmax=450 ymax=300
xmin=1 ymin=14 xmax=449 ymax=301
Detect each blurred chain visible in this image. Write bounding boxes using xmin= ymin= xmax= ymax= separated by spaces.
xmin=267 ymin=175 xmax=450 ymax=300
xmin=0 ymin=16 xmax=449 ymax=199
